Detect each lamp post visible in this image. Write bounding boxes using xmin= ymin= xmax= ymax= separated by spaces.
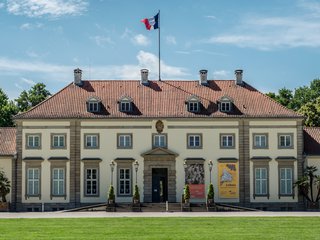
xmin=208 ymin=160 xmax=213 ymax=184
xmin=110 ymin=160 xmax=115 ymax=186
xmin=134 ymin=160 xmax=139 ymax=185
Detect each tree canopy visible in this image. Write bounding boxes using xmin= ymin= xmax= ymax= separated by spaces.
xmin=0 ymin=83 xmax=51 ymax=127
xmin=266 ymin=79 xmax=320 ymax=126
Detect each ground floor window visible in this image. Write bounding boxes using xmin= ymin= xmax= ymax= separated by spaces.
xmin=119 ymin=168 xmax=131 ymax=196
xmin=52 ymin=168 xmax=65 ymax=196
xmin=85 ymin=168 xmax=98 ymax=196
xmin=27 ymin=168 xmax=40 ymax=196
xmin=255 ymin=167 xmax=268 ymax=196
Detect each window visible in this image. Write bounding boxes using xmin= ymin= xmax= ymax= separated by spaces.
xmin=27 ymin=168 xmax=40 ymax=196
xmin=253 ymin=134 xmax=268 ymax=149
xmin=85 ymin=168 xmax=98 ymax=196
xmin=117 ymin=134 xmax=132 ymax=149
xmin=52 ymin=168 xmax=65 ymax=196
xmin=88 ymin=102 xmax=99 ymax=112
xmin=279 ymin=168 xmax=293 ymax=195
xmin=119 ymin=168 xmax=131 ymax=195
xmin=187 ymin=134 xmax=202 ymax=148
xmin=153 ymin=134 xmax=167 ymax=148
xmin=52 ymin=134 xmax=66 ymax=148
xmin=26 ymin=134 xmax=41 ymax=149
xmin=188 ymin=102 xmax=199 ymax=112
xmin=220 ymin=134 xmax=235 ymax=148
xmin=278 ymin=134 xmax=293 ymax=148
xmin=85 ymin=134 xmax=99 ymax=149
xmin=255 ymin=168 xmax=268 ymax=195
xmin=220 ymin=102 xmax=231 ymax=112
xmin=120 ymin=102 xmax=132 ymax=112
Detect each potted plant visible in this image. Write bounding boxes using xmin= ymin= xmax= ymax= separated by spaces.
xmin=207 ymin=183 xmax=214 ymax=204
xmin=108 ymin=185 xmax=115 ymax=204
xmin=133 ymin=185 xmax=140 ymax=204
xmin=0 ymin=170 xmax=10 ymax=211
xmin=184 ymin=184 xmax=190 ymax=204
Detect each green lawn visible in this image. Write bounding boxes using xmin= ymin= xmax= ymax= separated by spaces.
xmin=0 ymin=217 xmax=319 ymax=240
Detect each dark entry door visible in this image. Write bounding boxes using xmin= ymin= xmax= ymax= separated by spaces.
xmin=152 ymin=168 xmax=168 ymax=202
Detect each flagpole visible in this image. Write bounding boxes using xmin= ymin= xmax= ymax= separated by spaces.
xmin=158 ymin=10 xmax=161 ymax=81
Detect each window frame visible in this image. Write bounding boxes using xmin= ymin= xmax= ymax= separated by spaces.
xmin=279 ymin=167 xmax=293 ymax=196
xmin=278 ymin=133 xmax=294 ymax=149
xmin=252 ymin=159 xmax=270 ymax=199
xmin=84 ymin=134 xmax=99 ymax=149
xmin=117 ymin=133 xmax=133 ymax=149
xmin=118 ymin=168 xmax=132 ymax=196
xmin=187 ymin=133 xmax=202 ymax=149
xmin=152 ymin=133 xmax=168 ymax=148
xmin=27 ymin=168 xmax=40 ymax=197
xmin=52 ymin=168 xmax=65 ymax=197
xmin=119 ymin=101 xmax=132 ymax=112
xmin=26 ymin=133 xmax=41 ymax=149
xmin=220 ymin=101 xmax=231 ymax=112
xmin=252 ymin=133 xmax=268 ymax=149
xmin=220 ymin=134 xmax=235 ymax=149
xmin=84 ymin=168 xmax=99 ymax=197
xmin=187 ymin=101 xmax=200 ymax=113
xmin=277 ymin=159 xmax=295 ymax=198
xmin=51 ymin=133 xmax=67 ymax=149
xmin=88 ymin=101 xmax=100 ymax=113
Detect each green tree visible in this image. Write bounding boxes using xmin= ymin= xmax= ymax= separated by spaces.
xmin=266 ymin=87 xmax=293 ymax=108
xmin=15 ymin=83 xmax=51 ymax=112
xmin=0 ymin=89 xmax=18 ymax=127
xmin=298 ymin=97 xmax=320 ymax=127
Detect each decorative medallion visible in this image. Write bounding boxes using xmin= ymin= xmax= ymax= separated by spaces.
xmin=155 ymin=120 xmax=164 ymax=133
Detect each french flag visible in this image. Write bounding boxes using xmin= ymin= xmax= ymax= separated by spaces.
xmin=141 ymin=13 xmax=159 ymax=30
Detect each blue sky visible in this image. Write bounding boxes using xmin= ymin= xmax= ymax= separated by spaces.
xmin=1 ymin=0 xmax=320 ymax=100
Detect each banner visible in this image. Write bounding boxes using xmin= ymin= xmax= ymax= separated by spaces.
xmin=185 ymin=164 xmax=205 ymax=199
xmin=218 ymin=162 xmax=239 ymax=198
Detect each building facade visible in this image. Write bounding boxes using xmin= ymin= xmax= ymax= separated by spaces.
xmin=1 ymin=68 xmax=317 ymax=211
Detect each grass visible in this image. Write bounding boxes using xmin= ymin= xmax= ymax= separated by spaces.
xmin=0 ymin=217 xmax=319 ymax=239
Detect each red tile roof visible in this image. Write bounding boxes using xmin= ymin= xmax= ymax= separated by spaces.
xmin=15 ymin=80 xmax=302 ymax=119
xmin=304 ymin=127 xmax=320 ymax=155
xmin=0 ymin=128 xmax=16 ymax=156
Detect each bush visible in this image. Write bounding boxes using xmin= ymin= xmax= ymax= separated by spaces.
xmin=207 ymin=183 xmax=214 ymax=200
xmin=108 ymin=185 xmax=115 ymax=201
xmin=133 ymin=185 xmax=140 ymax=201
xmin=184 ymin=185 xmax=190 ymax=200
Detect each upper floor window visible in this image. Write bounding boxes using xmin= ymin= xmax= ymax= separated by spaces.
xmin=186 ymin=95 xmax=200 ymax=113
xmin=52 ymin=134 xmax=66 ymax=149
xmin=153 ymin=134 xmax=167 ymax=148
xmin=187 ymin=134 xmax=202 ymax=149
xmin=220 ymin=134 xmax=235 ymax=148
xmin=253 ymin=134 xmax=268 ymax=149
xmin=117 ymin=134 xmax=132 ymax=149
xmin=26 ymin=134 xmax=41 ymax=149
xmin=219 ymin=96 xmax=233 ymax=113
xmin=87 ymin=96 xmax=101 ymax=113
xmin=85 ymin=134 xmax=99 ymax=149
xmin=119 ymin=96 xmax=133 ymax=113
xmin=278 ymin=134 xmax=293 ymax=148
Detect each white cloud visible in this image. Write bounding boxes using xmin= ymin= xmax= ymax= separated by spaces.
xmin=166 ymin=36 xmax=177 ymax=45
xmin=205 ymin=15 xmax=216 ymax=20
xmin=0 ymin=51 xmax=189 ymax=83
xmin=90 ymin=36 xmax=114 ymax=47
xmin=175 ymin=51 xmax=190 ymax=55
xmin=20 ymin=22 xmax=43 ymax=30
xmin=132 ymin=34 xmax=150 ymax=46
xmin=14 ymin=83 xmax=23 ymax=90
xmin=298 ymin=0 xmax=320 ymax=16
xmin=0 ymin=3 xmax=5 ymax=8
xmin=21 ymin=77 xmax=35 ymax=85
xmin=213 ymin=70 xmax=229 ymax=79
xmin=6 ymin=0 xmax=88 ymax=18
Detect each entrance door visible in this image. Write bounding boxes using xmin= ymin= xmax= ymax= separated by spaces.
xmin=152 ymin=168 xmax=168 ymax=202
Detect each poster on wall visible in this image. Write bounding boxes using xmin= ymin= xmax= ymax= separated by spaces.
xmin=185 ymin=164 xmax=205 ymax=199
xmin=218 ymin=162 xmax=239 ymax=198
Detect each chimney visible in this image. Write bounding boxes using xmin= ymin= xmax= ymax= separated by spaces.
xmin=140 ymin=69 xmax=149 ymax=86
xmin=235 ymin=69 xmax=243 ymax=85
xmin=74 ymin=68 xmax=83 ymax=86
xmin=199 ymin=69 xmax=208 ymax=86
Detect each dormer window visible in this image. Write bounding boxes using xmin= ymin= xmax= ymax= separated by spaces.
xmin=119 ymin=96 xmax=133 ymax=113
xmin=87 ymin=96 xmax=101 ymax=113
xmin=219 ymin=96 xmax=233 ymax=113
xmin=186 ymin=95 xmax=201 ymax=113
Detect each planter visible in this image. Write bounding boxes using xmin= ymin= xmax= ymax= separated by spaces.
xmin=207 ymin=199 xmax=214 ymax=204
xmin=108 ymin=199 xmax=114 ymax=204
xmin=307 ymin=201 xmax=319 ymax=210
xmin=0 ymin=202 xmax=9 ymax=212
xmin=133 ymin=199 xmax=139 ymax=204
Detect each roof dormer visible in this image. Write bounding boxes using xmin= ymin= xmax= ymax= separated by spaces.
xmin=87 ymin=96 xmax=101 ymax=113
xmin=186 ymin=95 xmax=201 ymax=113
xmin=218 ymin=95 xmax=233 ymax=113
xmin=118 ymin=96 xmax=133 ymax=112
